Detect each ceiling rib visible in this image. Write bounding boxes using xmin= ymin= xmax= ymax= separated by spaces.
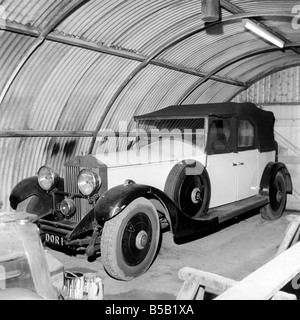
xmin=0 ymin=0 xmax=89 ymax=106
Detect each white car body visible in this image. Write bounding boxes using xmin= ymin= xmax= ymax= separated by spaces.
xmin=95 ymin=139 xmax=276 ymax=209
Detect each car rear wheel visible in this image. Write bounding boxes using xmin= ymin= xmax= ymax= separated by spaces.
xmin=260 ymin=171 xmax=287 ymax=220
xmin=101 ymin=197 xmax=161 ymax=281
xmin=164 ymin=163 xmax=210 ymax=218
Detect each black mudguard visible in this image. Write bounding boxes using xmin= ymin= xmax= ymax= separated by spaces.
xmin=9 ymin=176 xmax=65 ymax=216
xmin=260 ymin=162 xmax=293 ymax=196
xmin=86 ymin=183 xmax=219 ymax=238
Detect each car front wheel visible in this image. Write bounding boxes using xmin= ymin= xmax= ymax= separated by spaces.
xmin=260 ymin=171 xmax=287 ymax=220
xmin=100 ymin=197 xmax=161 ymax=281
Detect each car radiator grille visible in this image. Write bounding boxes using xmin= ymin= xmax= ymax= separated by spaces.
xmin=65 ymin=165 xmax=93 ymax=223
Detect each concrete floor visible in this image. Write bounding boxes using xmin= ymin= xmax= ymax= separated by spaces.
xmin=50 ymin=208 xmax=299 ymax=300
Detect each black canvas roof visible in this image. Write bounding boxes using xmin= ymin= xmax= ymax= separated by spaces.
xmin=134 ymin=102 xmax=276 ymax=153
xmin=134 ymin=102 xmax=271 ymax=121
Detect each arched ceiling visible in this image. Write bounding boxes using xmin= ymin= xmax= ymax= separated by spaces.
xmin=0 ymin=0 xmax=299 ymax=211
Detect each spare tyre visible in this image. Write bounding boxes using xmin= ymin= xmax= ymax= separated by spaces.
xmin=164 ymin=161 xmax=210 ymax=218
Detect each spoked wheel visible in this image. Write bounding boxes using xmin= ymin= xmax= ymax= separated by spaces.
xmin=260 ymin=171 xmax=287 ymax=220
xmin=101 ymin=197 xmax=160 ymax=281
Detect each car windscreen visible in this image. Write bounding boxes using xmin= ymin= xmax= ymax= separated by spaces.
xmin=136 ymin=118 xmax=206 ymax=151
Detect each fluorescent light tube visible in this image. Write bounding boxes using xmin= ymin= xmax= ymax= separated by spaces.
xmin=243 ymin=19 xmax=285 ymax=48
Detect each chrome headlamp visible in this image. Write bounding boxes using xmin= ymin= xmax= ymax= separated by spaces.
xmin=77 ymin=169 xmax=101 ymax=197
xmin=37 ymin=166 xmax=60 ymax=191
xmin=60 ymin=198 xmax=76 ymax=218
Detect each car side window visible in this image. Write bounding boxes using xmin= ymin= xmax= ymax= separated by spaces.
xmin=238 ymin=120 xmax=255 ymax=150
xmin=207 ymin=119 xmax=232 ymax=153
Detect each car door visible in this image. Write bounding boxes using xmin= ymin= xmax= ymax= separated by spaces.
xmin=236 ymin=119 xmax=259 ymax=201
xmin=206 ymin=117 xmax=237 ymax=208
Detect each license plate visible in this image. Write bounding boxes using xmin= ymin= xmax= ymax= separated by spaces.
xmin=45 ymin=233 xmax=65 ymax=247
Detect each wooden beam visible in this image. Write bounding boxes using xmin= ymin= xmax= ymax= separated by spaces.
xmin=0 ymin=131 xmax=94 ymax=138
xmin=271 ymin=291 xmax=297 ymax=300
xmin=177 ymin=274 xmax=204 ymax=300
xmin=47 ymin=32 xmax=145 ymax=62
xmin=178 ymin=267 xmax=237 ymax=297
xmin=0 ymin=19 xmax=40 ymax=37
xmin=177 ymin=266 xmax=296 ymax=300
xmin=215 ymin=241 xmax=300 ymax=300
xmin=151 ymin=59 xmax=246 ymax=87
xmin=2 ymin=17 xmax=296 ymax=89
xmin=51 ymin=33 xmax=245 ymax=86
xmin=0 ymin=130 xmax=135 ymax=138
xmin=276 ymin=215 xmax=300 ymax=256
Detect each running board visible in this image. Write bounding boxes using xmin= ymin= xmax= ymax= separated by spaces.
xmin=199 ymin=195 xmax=269 ymax=224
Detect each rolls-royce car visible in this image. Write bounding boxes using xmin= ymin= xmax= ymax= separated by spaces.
xmin=9 ymin=102 xmax=293 ymax=281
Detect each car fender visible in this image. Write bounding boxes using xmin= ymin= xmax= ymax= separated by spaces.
xmin=93 ymin=183 xmax=218 ymax=238
xmin=9 ymin=176 xmax=64 ymax=215
xmin=68 ymin=184 xmax=168 ymax=240
xmin=260 ymin=162 xmax=293 ymax=196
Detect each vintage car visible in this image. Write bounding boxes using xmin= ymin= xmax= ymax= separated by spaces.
xmin=0 ymin=217 xmax=60 ymax=299
xmin=9 ymin=102 xmax=293 ymax=281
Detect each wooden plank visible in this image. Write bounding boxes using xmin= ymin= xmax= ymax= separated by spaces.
xmin=276 ymin=215 xmax=300 ymax=256
xmin=0 ymin=130 xmax=135 ymax=138
xmin=0 ymin=130 xmax=94 ymax=138
xmin=178 ymin=267 xmax=237 ymax=297
xmin=195 ymin=286 xmax=206 ymax=300
xmin=271 ymin=291 xmax=297 ymax=300
xmin=176 ymin=274 xmax=203 ymax=300
xmin=177 ymin=266 xmax=292 ymax=300
xmin=291 ymin=225 xmax=300 ymax=246
xmin=215 ymin=241 xmax=300 ymax=300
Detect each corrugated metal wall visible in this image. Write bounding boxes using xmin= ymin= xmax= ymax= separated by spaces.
xmin=0 ymin=0 xmax=299 ymax=212
xmin=234 ymin=66 xmax=300 ymax=210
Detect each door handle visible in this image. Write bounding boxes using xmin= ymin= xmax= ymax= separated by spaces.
xmin=233 ymin=162 xmax=245 ymax=166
